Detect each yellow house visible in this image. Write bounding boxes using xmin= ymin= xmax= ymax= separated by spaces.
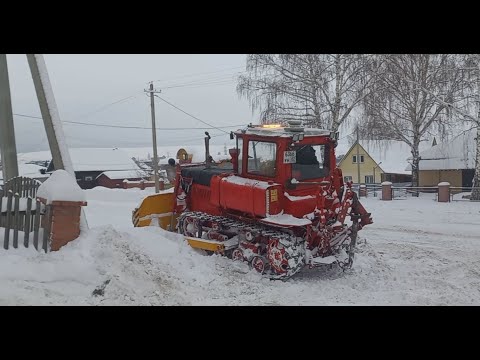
xmin=337 ymin=141 xmax=413 ymax=184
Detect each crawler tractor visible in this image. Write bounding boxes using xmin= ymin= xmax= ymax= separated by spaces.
xmin=133 ymin=121 xmax=372 ymax=280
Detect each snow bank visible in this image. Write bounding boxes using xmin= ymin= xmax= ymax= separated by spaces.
xmin=2 ymin=185 xmax=480 ymax=305
xmin=37 ymin=170 xmax=86 ymax=204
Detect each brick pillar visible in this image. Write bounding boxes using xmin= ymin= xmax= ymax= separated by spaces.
xmin=381 ymin=181 xmax=392 ymax=201
xmin=438 ymin=182 xmax=450 ymax=203
xmin=359 ymin=184 xmax=367 ymax=197
xmin=38 ymin=198 xmax=87 ymax=251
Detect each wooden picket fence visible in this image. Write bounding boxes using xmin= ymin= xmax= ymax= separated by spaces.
xmin=0 ymin=176 xmax=50 ymax=252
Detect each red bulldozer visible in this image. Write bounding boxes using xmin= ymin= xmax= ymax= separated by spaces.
xmin=133 ymin=121 xmax=372 ymax=280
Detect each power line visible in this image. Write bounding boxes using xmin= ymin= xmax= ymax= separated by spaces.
xmin=73 ymin=91 xmax=143 ymax=120
xmin=13 ymin=113 xmax=245 ymax=131
xmin=154 ymin=95 xmax=231 ymax=134
xmin=153 ymin=66 xmax=244 ymax=83
xmin=174 ymin=132 xmax=229 ymax=143
xmin=159 ymin=72 xmax=243 ymax=89
xmin=162 ymin=78 xmax=238 ymax=90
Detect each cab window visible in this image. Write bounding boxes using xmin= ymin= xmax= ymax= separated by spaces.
xmin=292 ymin=144 xmax=329 ymax=180
xmin=247 ymin=141 xmax=276 ymax=177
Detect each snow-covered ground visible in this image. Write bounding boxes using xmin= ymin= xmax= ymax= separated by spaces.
xmin=1 ymin=188 xmax=479 ymax=305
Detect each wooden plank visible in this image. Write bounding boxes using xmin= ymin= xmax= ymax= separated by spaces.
xmin=24 ymin=197 xmax=32 ymax=248
xmin=33 ymin=199 xmax=41 ymax=250
xmin=4 ymin=190 xmax=13 ymax=250
xmin=13 ymin=193 xmax=20 ymax=248
xmin=14 ymin=177 xmax=19 ymax=196
xmin=42 ymin=205 xmax=51 ymax=253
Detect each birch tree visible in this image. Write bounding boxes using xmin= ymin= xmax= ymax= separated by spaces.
xmin=457 ymin=55 xmax=480 ymax=200
xmin=420 ymin=55 xmax=480 ymax=200
xmin=237 ymin=54 xmax=378 ymax=133
xmin=361 ymin=54 xmax=465 ymax=191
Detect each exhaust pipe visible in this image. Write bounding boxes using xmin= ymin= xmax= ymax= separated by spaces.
xmin=205 ymin=131 xmax=212 ymax=168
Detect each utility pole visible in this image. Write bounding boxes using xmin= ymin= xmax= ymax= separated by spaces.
xmin=27 ymin=54 xmax=87 ymax=230
xmin=0 ymin=54 xmax=19 ymax=181
xmin=356 ymin=125 xmax=361 ymax=187
xmin=27 ymin=54 xmax=72 ymax=174
xmin=145 ymin=83 xmax=161 ymax=193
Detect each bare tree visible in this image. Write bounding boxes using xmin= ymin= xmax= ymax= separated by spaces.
xmin=237 ymin=54 xmax=378 ymax=133
xmin=417 ymin=55 xmax=480 ymax=200
xmin=361 ymin=54 xmax=466 ymax=191
xmin=457 ymin=55 xmax=480 ymax=200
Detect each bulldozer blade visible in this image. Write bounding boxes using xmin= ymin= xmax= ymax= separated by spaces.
xmin=185 ymin=236 xmax=226 ymax=253
xmin=132 ymin=190 xmax=178 ymax=230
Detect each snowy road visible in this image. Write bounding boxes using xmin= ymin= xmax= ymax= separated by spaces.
xmin=1 ymin=188 xmax=479 ymax=305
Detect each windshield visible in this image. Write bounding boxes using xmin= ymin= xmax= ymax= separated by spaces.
xmin=247 ymin=140 xmax=276 ymax=177
xmin=292 ymin=144 xmax=329 ymax=180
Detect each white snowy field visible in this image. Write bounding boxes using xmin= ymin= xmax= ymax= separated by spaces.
xmin=1 ymin=187 xmax=479 ymax=306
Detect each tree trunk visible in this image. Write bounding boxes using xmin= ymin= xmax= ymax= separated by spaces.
xmin=471 ymin=58 xmax=480 ymax=201
xmin=410 ymin=141 xmax=420 ymax=197
xmin=471 ymin=125 xmax=480 ymax=200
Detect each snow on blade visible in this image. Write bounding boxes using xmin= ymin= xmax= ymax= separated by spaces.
xmin=261 ymin=214 xmax=312 ymax=227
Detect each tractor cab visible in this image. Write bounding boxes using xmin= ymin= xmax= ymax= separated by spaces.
xmin=232 ymin=122 xmax=340 ymax=194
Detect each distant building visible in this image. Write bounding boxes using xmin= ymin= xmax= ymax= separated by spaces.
xmin=412 ymin=130 xmax=476 ymax=188
xmin=0 ymin=163 xmax=49 ymax=188
xmin=96 ymin=170 xmax=146 ymax=189
xmin=45 ymin=148 xmax=144 ymax=189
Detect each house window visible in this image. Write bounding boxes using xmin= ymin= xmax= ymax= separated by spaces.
xmin=85 ymin=176 xmax=93 ymax=181
xmin=344 ymin=176 xmax=353 ymax=182
xmin=365 ymin=175 xmax=374 ymax=184
xmin=353 ymin=155 xmax=365 ymax=163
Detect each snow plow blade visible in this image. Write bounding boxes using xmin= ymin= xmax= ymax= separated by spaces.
xmin=132 ymin=190 xmax=177 ymax=230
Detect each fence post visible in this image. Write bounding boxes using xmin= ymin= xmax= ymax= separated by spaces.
xmin=37 ymin=198 xmax=87 ymax=251
xmin=438 ymin=182 xmax=450 ymax=203
xmin=36 ymin=170 xmax=87 ymax=251
xmin=4 ymin=190 xmax=13 ymax=249
xmin=381 ymin=181 xmax=392 ymax=201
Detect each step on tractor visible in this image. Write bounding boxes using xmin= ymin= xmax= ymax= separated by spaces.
xmin=133 ymin=121 xmax=373 ymax=280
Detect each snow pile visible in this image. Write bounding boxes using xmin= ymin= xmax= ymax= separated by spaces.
xmin=37 ymin=170 xmax=86 ymax=204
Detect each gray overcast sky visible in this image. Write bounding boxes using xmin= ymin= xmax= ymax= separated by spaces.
xmin=6 ymin=54 xmax=257 ymax=153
